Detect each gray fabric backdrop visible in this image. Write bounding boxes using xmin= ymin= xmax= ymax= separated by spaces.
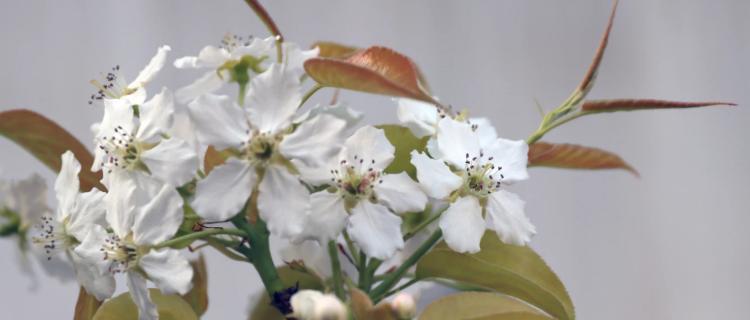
xmin=1 ymin=0 xmax=748 ymax=319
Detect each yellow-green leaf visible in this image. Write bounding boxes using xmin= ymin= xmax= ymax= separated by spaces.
xmin=528 ymin=141 xmax=637 ymax=176
xmin=93 ymin=289 xmax=198 ymax=320
xmin=248 ymin=266 xmax=325 ymax=320
xmin=74 ymin=287 xmax=102 ymax=320
xmin=420 ymin=292 xmax=552 ymax=320
xmin=416 ymin=232 xmax=574 ymax=320
xmin=379 ymin=124 xmax=428 ymax=180
xmin=181 ymin=255 xmax=209 ymax=316
xmin=304 ymin=47 xmax=435 ymax=103
xmin=0 ymin=109 xmax=103 ymax=191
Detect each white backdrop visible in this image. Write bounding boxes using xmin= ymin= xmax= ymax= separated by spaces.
xmin=1 ymin=1 xmax=749 ymax=319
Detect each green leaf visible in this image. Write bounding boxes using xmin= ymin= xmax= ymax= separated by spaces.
xmin=74 ymin=287 xmax=102 ymax=320
xmin=181 ymin=255 xmax=209 ymax=316
xmin=378 ymin=125 xmax=428 ymax=179
xmin=420 ymin=292 xmax=553 ymax=320
xmin=0 ymin=109 xmax=104 ymax=191
xmin=93 ymin=289 xmax=198 ymax=320
xmin=416 ymin=232 xmax=575 ymax=320
xmin=248 ymin=266 xmax=325 ymax=320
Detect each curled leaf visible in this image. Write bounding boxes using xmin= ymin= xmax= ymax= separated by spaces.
xmin=581 ymin=99 xmax=736 ymax=113
xmin=528 ymin=141 xmax=637 ymax=176
xmin=181 ymin=255 xmax=209 ymax=316
xmin=304 ymin=46 xmax=435 ymax=103
xmin=74 ymin=287 xmax=102 ymax=320
xmin=0 ymin=109 xmax=103 ymax=191
xmin=420 ymin=292 xmax=552 ymax=320
xmin=312 ymin=41 xmax=360 ymax=59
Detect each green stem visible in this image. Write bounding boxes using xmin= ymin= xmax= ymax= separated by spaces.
xmin=298 ymin=84 xmax=324 ymax=109
xmin=403 ymin=208 xmax=445 ymax=241
xmin=328 ymin=241 xmax=345 ymax=299
xmin=153 ymin=228 xmax=247 ymax=249
xmin=370 ymin=229 xmax=443 ymax=301
xmin=381 ymin=277 xmax=420 ymax=299
xmin=358 ymin=253 xmax=372 ymax=291
xmin=231 ymin=215 xmax=285 ymax=295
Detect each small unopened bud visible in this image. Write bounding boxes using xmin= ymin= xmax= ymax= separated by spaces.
xmin=391 ymin=293 xmax=416 ymax=319
xmin=312 ymin=294 xmax=347 ymax=320
xmin=290 ymin=290 xmax=347 ymax=320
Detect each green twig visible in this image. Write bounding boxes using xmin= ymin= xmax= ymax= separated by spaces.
xmin=328 ymin=241 xmax=345 ymax=299
xmin=298 ymin=84 xmax=324 ymax=109
xmin=231 ymin=215 xmax=285 ymax=296
xmin=153 ymin=228 xmax=247 ymax=249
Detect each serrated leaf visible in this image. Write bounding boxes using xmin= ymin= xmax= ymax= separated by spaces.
xmin=416 ymin=232 xmax=574 ymax=320
xmin=528 ymin=141 xmax=637 ymax=176
xmin=312 ymin=41 xmax=360 ymax=59
xmin=420 ymin=292 xmax=552 ymax=320
xmin=93 ymin=289 xmax=198 ymax=320
xmin=304 ymin=46 xmax=435 ymax=103
xmin=248 ymin=266 xmax=325 ymax=320
xmin=378 ymin=124 xmax=428 ymax=179
xmin=181 ymin=255 xmax=209 ymax=316
xmin=0 ymin=109 xmax=103 ymax=191
xmin=581 ymin=99 xmax=736 ymax=113
xmin=74 ymin=287 xmax=102 ymax=320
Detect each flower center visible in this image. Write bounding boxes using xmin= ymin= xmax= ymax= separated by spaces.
xmin=461 ymin=152 xmax=504 ymax=198
xmin=100 ymin=234 xmax=138 ymax=274
xmin=31 ymin=216 xmax=76 ymax=260
xmin=329 ymin=155 xmax=382 ymax=202
xmin=240 ymin=131 xmax=281 ymax=165
xmin=97 ymin=125 xmax=145 ymax=173
xmin=89 ymin=65 xmax=136 ymax=104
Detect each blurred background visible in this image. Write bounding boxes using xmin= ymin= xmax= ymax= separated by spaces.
xmin=1 ymin=0 xmax=748 ymax=319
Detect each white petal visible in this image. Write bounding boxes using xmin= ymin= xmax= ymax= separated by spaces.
xmin=99 ymin=98 xmax=136 ymax=140
xmin=192 ymin=159 xmax=255 ymax=221
xmin=136 ymin=87 xmax=174 ymax=143
xmin=174 ymin=45 xmax=229 ymax=69
xmin=232 ymin=36 xmax=275 ymax=60
xmin=293 ymin=191 xmax=348 ymax=244
xmin=469 ymin=117 xmax=498 ymax=148
xmin=486 ymin=190 xmax=535 ymax=246
xmin=175 ymin=71 xmax=225 ymax=104
xmin=186 ymin=93 xmax=249 ymax=150
xmin=70 ymin=252 xmax=115 ymax=301
xmin=258 ymin=165 xmax=309 ymax=238
xmin=282 ymin=42 xmax=319 ymax=76
xmin=347 ymin=201 xmax=404 ymax=260
xmin=396 ymin=98 xmax=439 ymax=138
xmin=66 ymin=189 xmax=107 ymax=241
xmin=410 ymin=151 xmax=462 ymax=199
xmin=55 ymin=151 xmax=80 ymax=217
xmin=140 ymin=137 xmax=198 ymax=186
xmin=133 ymin=182 xmax=183 ymax=246
xmin=104 ymin=170 xmax=137 ymax=238
xmin=127 ymin=272 xmax=159 ymax=320
xmin=483 ymin=138 xmax=529 ymax=183
xmin=129 ymin=45 xmax=171 ymax=90
xmin=246 ymin=63 xmax=301 ymax=133
xmin=140 ymin=249 xmax=193 ymax=295
xmin=74 ymin=224 xmax=110 ymax=276
xmin=122 ymin=87 xmax=148 ymax=106
xmin=436 ymin=118 xmax=480 ymax=168
xmin=7 ymin=174 xmax=49 ymax=226
xmin=294 ymin=103 xmax=363 ymax=131
xmin=439 ymin=196 xmax=484 ymax=253
xmin=374 ymin=172 xmax=427 ymax=214
xmin=279 ymin=113 xmax=347 ymax=168
xmin=341 ymin=126 xmax=394 ymax=171
xmin=291 ymin=159 xmax=333 ymax=187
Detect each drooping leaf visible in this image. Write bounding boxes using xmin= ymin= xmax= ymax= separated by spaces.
xmin=181 ymin=255 xmax=209 ymax=316
xmin=304 ymin=46 xmax=436 ymax=103
xmin=378 ymin=124 xmax=429 ymax=179
xmin=581 ymin=99 xmax=736 ymax=114
xmin=248 ymin=266 xmax=325 ymax=320
xmin=312 ymin=41 xmax=360 ymax=59
xmin=93 ymin=289 xmax=198 ymax=320
xmin=416 ymin=232 xmax=575 ymax=320
xmin=420 ymin=292 xmax=553 ymax=320
xmin=528 ymin=141 xmax=637 ymax=176
xmin=0 ymin=109 xmax=103 ymax=191
xmin=73 ymin=287 xmax=102 ymax=320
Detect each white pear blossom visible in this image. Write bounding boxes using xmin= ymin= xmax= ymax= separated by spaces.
xmin=92 ymin=87 xmax=199 ymax=192
xmin=411 ymin=117 xmax=535 ymax=253
xmin=31 ymin=151 xmax=114 ymax=300
xmin=187 ymin=63 xmax=350 ymax=238
xmin=296 ymin=126 xmax=428 ymax=260
xmin=75 ymin=176 xmax=192 ymax=320
xmin=174 ymin=35 xmax=318 ymax=103
xmin=0 ymin=173 xmax=49 ymax=236
xmin=89 ymin=46 xmax=171 ymax=106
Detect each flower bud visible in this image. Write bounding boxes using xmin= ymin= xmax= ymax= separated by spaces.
xmin=312 ymin=294 xmax=347 ymax=320
xmin=290 ymin=290 xmax=323 ymax=319
xmin=391 ymin=293 xmax=416 ymax=319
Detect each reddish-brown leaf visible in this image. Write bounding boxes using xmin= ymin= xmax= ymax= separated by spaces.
xmin=304 ymin=46 xmax=436 ymax=104
xmin=312 ymin=41 xmax=360 ymax=59
xmin=581 ymin=99 xmax=736 ymax=113
xmin=203 ymin=146 xmax=231 ymax=175
xmin=0 ymin=109 xmax=103 ymax=191
xmin=528 ymin=142 xmax=637 ymax=176
xmin=73 ymin=287 xmax=101 ymax=320
xmin=578 ymin=0 xmax=618 ymax=94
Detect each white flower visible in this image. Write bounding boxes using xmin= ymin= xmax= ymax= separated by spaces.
xmin=92 ymin=87 xmax=199 ymax=190
xmin=411 ymin=118 xmax=535 ymax=253
xmin=290 ymin=290 xmax=347 ymax=320
xmin=0 ymin=173 xmax=49 ymax=234
xmin=89 ymin=45 xmax=171 ymax=106
xmin=297 ymin=126 xmax=428 ymax=260
xmin=187 ymin=63 xmax=349 ymax=238
xmin=174 ymin=35 xmax=318 ymax=103
xmin=75 ymin=176 xmax=192 ymax=320
xmin=31 ymin=151 xmax=114 ymax=300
